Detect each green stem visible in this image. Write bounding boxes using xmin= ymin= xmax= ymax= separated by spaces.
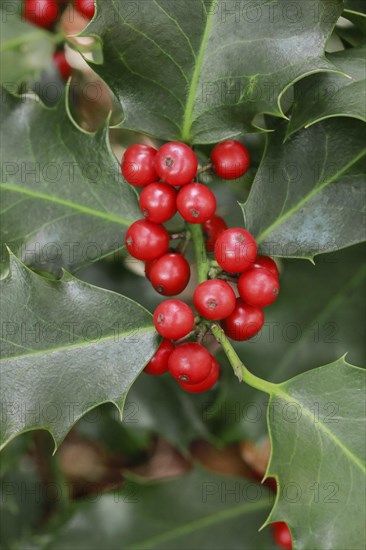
xmin=210 ymin=324 xmax=276 ymax=395
xmin=188 ymin=223 xmax=210 ymax=284
xmin=188 ymin=220 xmax=276 ymax=395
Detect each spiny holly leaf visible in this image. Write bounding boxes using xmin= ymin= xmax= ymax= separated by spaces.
xmin=0 ymin=253 xmax=158 ymax=451
xmin=0 ymin=88 xmax=140 ymax=273
xmin=206 ymin=244 xmax=366 ymax=444
xmin=0 ymin=5 xmax=54 ymax=88
xmin=265 ymin=358 xmax=366 ymax=550
xmin=44 ymin=468 xmax=276 ymax=549
xmin=82 ymin=0 xmax=343 ymax=143
xmin=287 ymin=46 xmax=366 ymax=137
xmin=242 ymin=118 xmax=366 ymax=259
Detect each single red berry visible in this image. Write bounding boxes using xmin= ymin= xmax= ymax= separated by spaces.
xmin=176 ymin=183 xmax=216 ymax=224
xmin=23 ymin=0 xmax=59 ymax=28
xmin=125 ymin=220 xmax=169 ymax=261
xmin=168 ymin=343 xmax=212 ymax=384
xmin=214 ymin=228 xmax=257 ymax=273
xmin=238 ymin=268 xmax=280 ymax=307
xmin=193 ymin=279 xmax=236 ymax=320
xmin=272 ymin=522 xmax=292 ymax=550
xmin=53 ymin=51 xmax=72 ymax=81
xmin=153 ymin=300 xmax=194 ymax=340
xmin=179 ymin=357 xmax=219 ymax=393
xmin=202 ymin=215 xmax=228 ymax=252
xmin=211 ymin=140 xmax=250 ymax=180
xmin=150 ymin=253 xmax=190 ymax=296
xmin=139 ymin=182 xmax=177 ymax=224
xmin=253 ymin=255 xmax=279 ymax=279
xmin=121 ymin=145 xmax=158 ymax=187
xmin=221 ymin=299 xmax=264 ymax=341
xmin=144 ymin=339 xmax=174 ymax=375
xmin=155 ymin=142 xmax=198 ymax=186
xmin=74 ymin=0 xmax=95 ymax=19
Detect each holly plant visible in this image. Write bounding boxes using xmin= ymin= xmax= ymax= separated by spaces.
xmin=0 ymin=0 xmax=365 ymax=549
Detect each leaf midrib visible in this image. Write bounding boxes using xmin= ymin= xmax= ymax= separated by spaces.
xmin=0 ymin=325 xmax=155 ymax=364
xmin=256 ymin=147 xmax=366 ymax=244
xmin=0 ymin=183 xmax=133 ymax=225
xmin=272 ymin=383 xmax=366 ymax=474
xmin=127 ymin=498 xmax=270 ymax=549
xmin=180 ymin=0 xmax=216 ymax=142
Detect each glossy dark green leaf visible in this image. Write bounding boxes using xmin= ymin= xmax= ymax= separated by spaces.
xmin=0 ymin=253 xmax=158 ymax=450
xmin=287 ymin=47 xmax=366 ymax=137
xmin=46 ymin=468 xmax=276 ymax=549
xmin=0 ymin=5 xmax=54 ymax=88
xmin=0 ymin=88 xmax=140 ymax=273
xmin=208 ymin=244 xmax=366 ymax=443
xmin=83 ymin=0 xmax=343 ymax=143
xmin=242 ymin=118 xmax=366 ymax=259
xmin=265 ymin=358 xmax=366 ymax=550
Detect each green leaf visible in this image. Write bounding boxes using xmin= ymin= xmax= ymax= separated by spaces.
xmin=45 ymin=468 xmax=276 ymax=549
xmin=0 ymin=88 xmax=140 ymax=273
xmin=287 ymin=46 xmax=366 ymax=137
xmin=207 ymin=244 xmax=366 ymax=443
xmin=83 ymin=0 xmax=343 ymax=143
xmin=242 ymin=118 xmax=366 ymax=259
xmin=0 ymin=253 xmax=158 ymax=450
xmin=265 ymin=358 xmax=366 ymax=550
xmin=124 ymin=374 xmax=218 ymax=453
xmin=0 ymin=5 xmax=54 ymax=88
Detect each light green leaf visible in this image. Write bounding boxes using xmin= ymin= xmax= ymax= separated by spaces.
xmin=0 ymin=253 xmax=158 ymax=450
xmin=242 ymin=118 xmax=366 ymax=259
xmin=0 ymin=5 xmax=54 ymax=87
xmin=83 ymin=0 xmax=343 ymax=143
xmin=0 ymin=88 xmax=140 ymax=273
xmin=265 ymin=358 xmax=366 ymax=550
xmin=287 ymin=46 xmax=366 ymax=137
xmin=44 ymin=468 xmax=276 ymax=549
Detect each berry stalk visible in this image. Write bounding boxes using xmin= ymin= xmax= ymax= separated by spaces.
xmin=188 ymin=217 xmax=276 ymax=395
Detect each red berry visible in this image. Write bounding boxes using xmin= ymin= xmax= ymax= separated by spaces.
xmin=179 ymin=357 xmax=220 ymax=393
xmin=153 ymin=300 xmax=194 ymax=340
xmin=211 ymin=140 xmax=250 ymax=180
xmin=221 ymin=299 xmax=264 ymax=341
xmin=23 ymin=0 xmax=59 ymax=28
xmin=155 ymin=142 xmax=198 ymax=186
xmin=203 ymin=215 xmax=228 ymax=252
xmin=253 ymin=256 xmax=279 ymax=279
xmin=168 ymin=343 xmax=212 ymax=384
xmin=238 ymin=268 xmax=280 ymax=308
xmin=139 ymin=182 xmax=177 ymax=224
xmin=121 ymin=145 xmax=158 ymax=187
xmin=193 ymin=279 xmax=236 ymax=320
xmin=176 ymin=183 xmax=216 ymax=224
xmin=53 ymin=51 xmax=72 ymax=81
xmin=74 ymin=0 xmax=95 ymax=19
xmin=125 ymin=220 xmax=169 ymax=261
xmin=150 ymin=253 xmax=190 ymax=296
xmin=214 ymin=228 xmax=257 ymax=273
xmin=144 ymin=339 xmax=174 ymax=375
xmin=272 ymin=522 xmax=292 ymax=550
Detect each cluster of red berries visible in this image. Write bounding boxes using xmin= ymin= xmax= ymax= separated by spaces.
xmin=23 ymin=0 xmax=94 ymax=80
xmin=122 ymin=140 xmax=279 ymax=393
